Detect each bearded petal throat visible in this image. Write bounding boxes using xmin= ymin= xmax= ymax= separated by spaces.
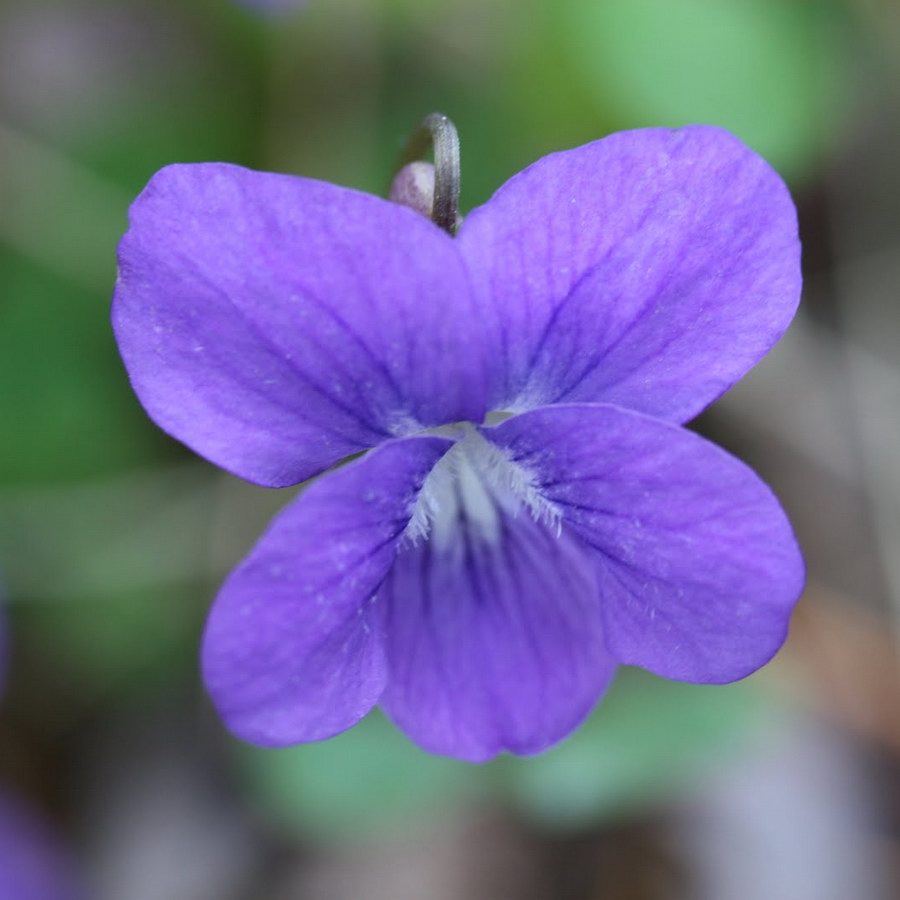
xmin=404 ymin=424 xmax=561 ymax=550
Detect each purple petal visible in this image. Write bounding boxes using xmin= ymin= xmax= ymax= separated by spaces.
xmin=379 ymin=507 xmax=617 ymax=762
xmin=459 ymin=126 xmax=801 ymax=422
xmin=113 ymin=164 xmax=486 ymax=487
xmin=202 ymin=436 xmax=452 ymax=746
xmin=0 ymin=791 xmax=80 ymax=900
xmin=487 ymin=404 xmax=805 ymax=683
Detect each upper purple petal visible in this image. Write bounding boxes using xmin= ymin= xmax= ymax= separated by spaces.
xmin=113 ymin=164 xmax=487 ymax=487
xmin=487 ymin=404 xmax=805 ymax=683
xmin=379 ymin=488 xmax=616 ymax=762
xmin=459 ymin=126 xmax=801 ymax=421
xmin=202 ymin=436 xmax=452 ymax=746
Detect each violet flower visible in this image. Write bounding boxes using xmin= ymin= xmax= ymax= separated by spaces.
xmin=0 ymin=602 xmax=80 ymax=900
xmin=0 ymin=791 xmax=80 ymax=900
xmin=113 ymin=125 xmax=804 ymax=761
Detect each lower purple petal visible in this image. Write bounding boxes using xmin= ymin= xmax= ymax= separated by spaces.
xmin=202 ymin=436 xmax=452 ymax=747
xmin=487 ymin=404 xmax=805 ymax=684
xmin=379 ymin=507 xmax=617 ymax=762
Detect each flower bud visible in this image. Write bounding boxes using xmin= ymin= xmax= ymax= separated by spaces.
xmin=388 ymin=161 xmax=435 ymax=220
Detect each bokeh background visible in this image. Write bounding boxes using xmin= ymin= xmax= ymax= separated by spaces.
xmin=1 ymin=0 xmax=899 ymax=897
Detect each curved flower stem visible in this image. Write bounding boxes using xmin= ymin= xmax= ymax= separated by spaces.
xmin=396 ymin=113 xmax=461 ymax=235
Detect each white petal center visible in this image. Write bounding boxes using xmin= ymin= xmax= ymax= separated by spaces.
xmin=405 ymin=424 xmax=560 ymax=550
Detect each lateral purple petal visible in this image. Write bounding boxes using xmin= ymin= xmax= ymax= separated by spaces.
xmin=379 ymin=508 xmax=616 ymax=762
xmin=114 ymin=164 xmax=486 ymax=487
xmin=202 ymin=436 xmax=452 ymax=746
xmin=459 ymin=126 xmax=801 ymax=421
xmin=487 ymin=404 xmax=805 ymax=683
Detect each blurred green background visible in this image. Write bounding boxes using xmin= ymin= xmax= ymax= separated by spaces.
xmin=2 ymin=0 xmax=900 ymax=897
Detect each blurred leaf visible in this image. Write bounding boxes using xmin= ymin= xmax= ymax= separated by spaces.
xmin=564 ymin=0 xmax=852 ymax=176
xmin=0 ymin=466 xmax=228 ymax=705
xmin=0 ymin=124 xmax=127 ymax=292
xmin=0 ymin=3 xmax=263 ymax=185
xmin=500 ymin=669 xmax=764 ymax=829
xmin=0 ymin=255 xmax=170 ymax=484
xmin=237 ymin=710 xmax=478 ymax=841
xmin=237 ymin=669 xmax=764 ymax=840
xmin=0 ymin=467 xmax=221 ymax=599
xmin=17 ymin=584 xmax=202 ymax=701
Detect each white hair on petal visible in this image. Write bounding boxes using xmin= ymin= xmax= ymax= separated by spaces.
xmin=404 ymin=424 xmax=560 ymax=549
